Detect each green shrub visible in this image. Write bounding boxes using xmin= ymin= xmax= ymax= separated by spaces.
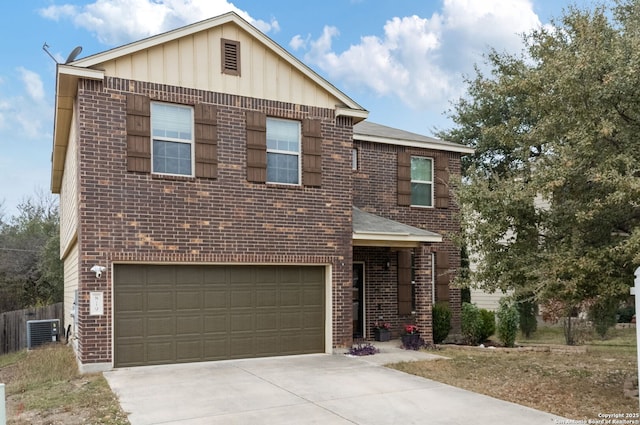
xmin=432 ymin=302 xmax=452 ymax=344
xmin=461 ymin=302 xmax=482 ymax=345
xmin=478 ymin=309 xmax=496 ymax=342
xmin=497 ymin=298 xmax=519 ymax=347
xmin=616 ymin=305 xmax=635 ymax=323
xmin=589 ymin=299 xmax=618 ymax=339
xmin=517 ymin=300 xmax=538 ymax=338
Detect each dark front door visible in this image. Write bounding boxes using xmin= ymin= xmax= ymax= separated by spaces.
xmin=353 ymin=263 xmax=364 ymax=338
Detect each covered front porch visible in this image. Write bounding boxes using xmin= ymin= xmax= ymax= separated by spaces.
xmin=351 ymin=207 xmax=444 ymax=343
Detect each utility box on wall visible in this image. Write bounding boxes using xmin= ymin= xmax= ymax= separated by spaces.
xmin=26 ymin=319 xmax=60 ymax=349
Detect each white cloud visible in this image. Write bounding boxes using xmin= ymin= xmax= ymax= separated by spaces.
xmin=289 ymin=34 xmax=309 ymax=51
xmin=17 ymin=68 xmax=45 ymax=102
xmin=295 ymin=0 xmax=542 ymax=112
xmin=39 ymin=0 xmax=276 ymax=46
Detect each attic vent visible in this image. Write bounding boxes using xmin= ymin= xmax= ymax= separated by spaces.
xmin=221 ymin=39 xmax=240 ymax=76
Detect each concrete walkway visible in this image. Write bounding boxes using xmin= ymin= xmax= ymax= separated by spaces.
xmin=105 ymin=345 xmax=565 ymax=425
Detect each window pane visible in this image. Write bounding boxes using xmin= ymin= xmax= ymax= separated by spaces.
xmin=267 ymin=118 xmax=299 ymax=152
xmin=411 ymin=157 xmax=432 ymax=182
xmin=267 ymin=152 xmax=299 ymax=184
xmin=152 ymin=103 xmax=192 ymax=140
xmin=153 ymin=140 xmax=192 ymax=175
xmin=411 ymin=182 xmax=432 ymax=206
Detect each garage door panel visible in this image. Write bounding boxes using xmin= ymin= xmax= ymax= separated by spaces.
xmin=204 ymin=290 xmax=227 ymax=309
xmin=177 ymin=290 xmax=202 ymax=310
xmin=230 ymin=313 xmax=253 ymax=331
xmin=147 ymin=316 xmax=175 ymax=337
xmin=255 ymin=312 xmax=277 ymax=330
xmin=115 ymin=265 xmax=325 ymax=367
xmin=176 ymin=339 xmax=202 ymax=361
xmin=147 ymin=291 xmax=174 ymax=311
xmin=230 ymin=289 xmax=253 ymax=308
xmin=116 ymin=292 xmax=143 ymax=312
xmin=280 ymin=289 xmax=301 ymax=306
xmin=177 ymin=315 xmax=203 ymax=335
xmin=116 ymin=317 xmax=144 ymax=338
xmin=146 ymin=266 xmax=176 ymax=285
xmin=147 ymin=340 xmax=175 ymax=363
xmin=204 ymin=314 xmax=229 ymax=333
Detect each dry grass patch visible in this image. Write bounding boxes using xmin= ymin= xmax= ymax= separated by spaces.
xmin=0 ymin=344 xmax=129 ymax=425
xmin=390 ymin=327 xmax=638 ymax=420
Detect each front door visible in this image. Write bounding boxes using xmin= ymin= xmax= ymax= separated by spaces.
xmin=353 ymin=263 xmax=364 ymax=338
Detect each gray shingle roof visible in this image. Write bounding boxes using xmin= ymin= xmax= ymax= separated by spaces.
xmin=353 ymin=207 xmax=442 ymax=244
xmin=353 ymin=121 xmax=474 ymax=154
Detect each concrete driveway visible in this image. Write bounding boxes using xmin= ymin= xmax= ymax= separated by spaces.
xmin=104 ymin=353 xmax=564 ymax=425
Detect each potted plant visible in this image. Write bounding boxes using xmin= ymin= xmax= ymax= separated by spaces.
xmin=372 ymin=321 xmax=391 ymax=342
xmin=401 ymin=324 xmax=420 ymax=346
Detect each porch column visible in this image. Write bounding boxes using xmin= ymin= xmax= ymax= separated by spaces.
xmin=414 ymin=244 xmax=434 ymax=344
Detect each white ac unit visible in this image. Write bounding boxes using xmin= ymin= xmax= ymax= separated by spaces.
xmin=26 ymin=319 xmax=60 ymax=350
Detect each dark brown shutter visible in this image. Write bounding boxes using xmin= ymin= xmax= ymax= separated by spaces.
xmin=194 ymin=103 xmax=218 ymax=179
xmin=435 ymin=251 xmax=450 ymax=301
xmin=398 ymin=152 xmax=411 ymax=206
xmin=302 ymin=118 xmax=322 ymax=187
xmin=126 ymin=94 xmax=151 ymax=173
xmin=398 ymin=250 xmax=413 ymax=315
xmin=221 ymin=39 xmax=240 ymax=76
xmin=435 ymin=155 xmax=450 ymax=209
xmin=246 ymin=111 xmax=267 ymax=183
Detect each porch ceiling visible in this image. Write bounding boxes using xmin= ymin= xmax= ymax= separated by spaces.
xmin=352 ymin=206 xmax=443 ymax=248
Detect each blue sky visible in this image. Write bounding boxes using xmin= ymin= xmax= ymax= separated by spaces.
xmin=0 ymin=0 xmax=596 ymax=217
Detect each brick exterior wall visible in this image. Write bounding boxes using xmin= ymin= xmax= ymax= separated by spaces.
xmin=74 ymin=77 xmax=354 ymax=365
xmin=353 ymin=140 xmax=462 ymax=337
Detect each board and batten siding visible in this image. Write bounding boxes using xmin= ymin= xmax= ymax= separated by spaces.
xmin=97 ymin=23 xmax=340 ymax=110
xmin=59 ymin=107 xmax=78 ymax=257
xmin=63 ymin=241 xmax=79 ymax=345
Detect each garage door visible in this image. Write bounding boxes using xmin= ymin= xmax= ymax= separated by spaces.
xmin=114 ymin=265 xmax=325 ymax=367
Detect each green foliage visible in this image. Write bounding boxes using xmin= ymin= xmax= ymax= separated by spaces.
xmin=517 ymin=299 xmax=538 ymax=338
xmin=440 ymin=1 xmax=640 ymax=334
xmin=497 ymin=299 xmax=519 ymax=347
xmin=0 ymin=192 xmax=62 ymax=312
xmin=589 ymin=298 xmax=619 ymax=339
xmin=461 ymin=302 xmax=482 ymax=345
xmin=616 ymin=305 xmax=635 ymax=323
xmin=432 ymin=302 xmax=452 ymax=344
xmin=478 ymin=309 xmax=496 ymax=342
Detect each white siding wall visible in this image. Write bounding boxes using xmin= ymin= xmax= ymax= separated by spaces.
xmin=470 ymin=288 xmax=511 ymax=311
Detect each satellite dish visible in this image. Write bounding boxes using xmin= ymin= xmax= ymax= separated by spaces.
xmin=64 ymin=46 xmax=82 ymax=64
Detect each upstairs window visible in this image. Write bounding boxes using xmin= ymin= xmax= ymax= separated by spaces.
xmin=266 ymin=118 xmax=300 ymax=185
xmin=411 ymin=156 xmax=433 ymax=207
xmin=151 ymin=102 xmax=194 ymax=176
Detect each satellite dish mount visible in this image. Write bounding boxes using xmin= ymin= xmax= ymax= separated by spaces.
xmin=42 ymin=43 xmax=83 ymax=64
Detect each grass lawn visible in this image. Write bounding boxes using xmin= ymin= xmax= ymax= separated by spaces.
xmin=390 ymin=326 xmax=639 ymax=420
xmin=0 ymin=344 xmax=129 ymax=425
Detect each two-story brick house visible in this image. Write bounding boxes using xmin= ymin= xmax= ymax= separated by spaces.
xmin=51 ymin=12 xmax=471 ymax=372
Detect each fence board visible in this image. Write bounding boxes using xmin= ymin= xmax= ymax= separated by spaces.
xmin=0 ymin=303 xmax=63 ymax=355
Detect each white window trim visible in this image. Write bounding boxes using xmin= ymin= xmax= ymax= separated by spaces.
xmin=151 ymin=102 xmax=195 ymax=177
xmin=410 ymin=156 xmax=434 ymax=208
xmin=266 ymin=117 xmax=301 ymax=186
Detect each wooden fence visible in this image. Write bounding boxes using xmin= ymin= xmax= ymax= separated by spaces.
xmin=0 ymin=303 xmax=64 ymax=355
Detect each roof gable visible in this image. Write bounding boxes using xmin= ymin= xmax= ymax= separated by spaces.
xmin=71 ymin=12 xmax=367 ymax=115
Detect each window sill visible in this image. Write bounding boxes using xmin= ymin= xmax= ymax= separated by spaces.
xmin=151 ymin=173 xmax=197 ymax=183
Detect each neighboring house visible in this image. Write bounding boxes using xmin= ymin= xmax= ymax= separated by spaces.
xmin=51 ymin=12 xmax=472 ymax=372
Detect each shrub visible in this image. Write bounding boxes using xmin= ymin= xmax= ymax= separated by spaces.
xmin=432 ymin=302 xmax=452 ymax=344
xmin=478 ymin=309 xmax=496 ymax=342
xmin=517 ymin=300 xmax=538 ymax=338
xmin=616 ymin=304 xmax=635 ymax=323
xmin=589 ymin=299 xmax=618 ymax=339
xmin=497 ymin=298 xmax=519 ymax=347
xmin=461 ymin=302 xmax=482 ymax=345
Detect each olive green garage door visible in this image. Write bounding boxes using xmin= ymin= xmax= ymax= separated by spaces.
xmin=114 ymin=265 xmax=325 ymax=367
